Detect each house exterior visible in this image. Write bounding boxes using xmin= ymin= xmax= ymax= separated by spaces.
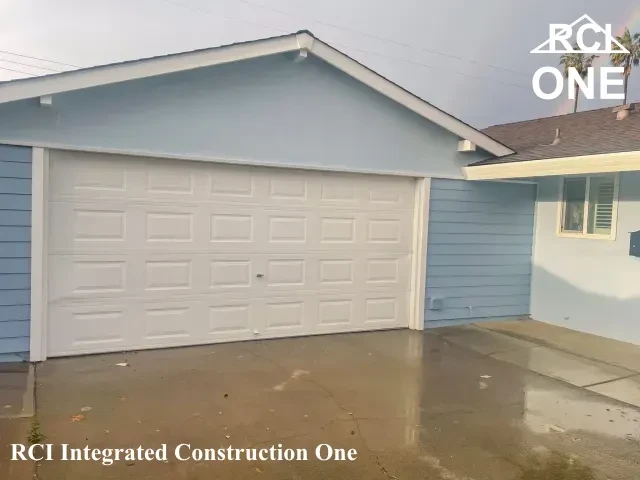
xmin=467 ymin=104 xmax=640 ymax=346
xmin=0 ymin=31 xmax=542 ymax=362
xmin=4 ymin=32 xmax=634 ymax=361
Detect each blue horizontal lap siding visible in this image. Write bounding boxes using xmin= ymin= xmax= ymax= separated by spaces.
xmin=426 ymin=179 xmax=536 ymax=324
xmin=0 ymin=145 xmax=31 ymax=362
xmin=427 ymin=265 xmax=531 ymax=276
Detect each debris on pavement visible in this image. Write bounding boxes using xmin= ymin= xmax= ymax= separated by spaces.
xmin=115 ymin=362 xmax=129 ymax=367
xmin=80 ymin=406 xmax=92 ymax=412
xmin=547 ymin=424 xmax=567 ymax=433
xmin=478 ymin=381 xmax=489 ymax=390
xmin=480 ymin=375 xmax=492 ymax=379
xmin=70 ymin=414 xmax=85 ymax=423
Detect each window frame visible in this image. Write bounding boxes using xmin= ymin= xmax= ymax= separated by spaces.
xmin=556 ymin=173 xmax=620 ymax=240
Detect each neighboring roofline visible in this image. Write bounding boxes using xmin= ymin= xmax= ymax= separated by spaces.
xmin=463 ymin=150 xmax=640 ymax=180
xmin=0 ymin=31 xmax=514 ymax=157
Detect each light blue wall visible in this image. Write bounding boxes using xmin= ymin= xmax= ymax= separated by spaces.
xmin=531 ymin=173 xmax=640 ymax=345
xmin=425 ymin=179 xmax=536 ymax=326
xmin=0 ymin=144 xmax=31 ymax=362
xmin=0 ymin=55 xmax=489 ymax=176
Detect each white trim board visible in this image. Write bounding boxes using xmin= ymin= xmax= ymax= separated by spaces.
xmin=29 ymin=147 xmax=49 ymax=362
xmin=409 ymin=177 xmax=431 ymax=331
xmin=0 ymin=32 xmax=512 ymax=158
xmin=464 ymin=150 xmax=640 ymax=180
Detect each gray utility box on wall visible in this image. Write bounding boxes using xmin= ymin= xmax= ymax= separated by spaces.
xmin=630 ymin=230 xmax=640 ymax=258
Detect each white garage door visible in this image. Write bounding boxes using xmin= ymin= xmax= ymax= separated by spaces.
xmin=47 ymin=151 xmax=415 ymax=356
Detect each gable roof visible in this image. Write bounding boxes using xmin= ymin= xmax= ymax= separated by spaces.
xmin=0 ymin=31 xmax=512 ymax=157
xmin=474 ymin=104 xmax=640 ymax=166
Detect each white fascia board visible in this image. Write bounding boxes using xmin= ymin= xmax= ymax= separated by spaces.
xmin=0 ymin=35 xmax=300 ymax=104
xmin=308 ymin=37 xmax=513 ymax=158
xmin=463 ymin=150 xmax=640 ymax=180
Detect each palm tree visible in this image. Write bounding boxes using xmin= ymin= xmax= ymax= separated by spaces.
xmin=559 ymin=47 xmax=597 ymax=113
xmin=610 ymin=28 xmax=640 ymax=105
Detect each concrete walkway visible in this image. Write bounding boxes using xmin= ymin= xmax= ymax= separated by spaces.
xmin=474 ymin=320 xmax=640 ymax=408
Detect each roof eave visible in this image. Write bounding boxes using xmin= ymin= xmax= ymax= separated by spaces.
xmin=0 ymin=32 xmax=512 ymax=158
xmin=463 ymin=150 xmax=640 ymax=180
xmin=0 ymin=34 xmax=301 ymax=104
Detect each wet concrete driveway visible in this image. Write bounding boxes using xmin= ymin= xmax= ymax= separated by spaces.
xmin=33 ymin=329 xmax=640 ymax=479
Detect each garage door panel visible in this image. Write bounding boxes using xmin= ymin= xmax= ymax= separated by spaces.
xmin=49 ymin=255 xmax=131 ymax=303
xmin=316 ymin=295 xmax=359 ymax=330
xmin=319 ymin=214 xmax=358 ymax=245
xmin=366 ymin=213 xmax=412 ymax=250
xmin=47 ymin=152 xmax=415 ymax=356
xmin=143 ymin=205 xmax=199 ymax=244
xmin=144 ymin=258 xmax=194 ymax=293
xmin=48 ymin=303 xmax=133 ymax=356
xmin=267 ymin=171 xmax=310 ymax=202
xmin=365 ymin=254 xmax=412 ymax=289
xmin=364 ymin=292 xmax=409 ymax=327
xmin=266 ymin=211 xmax=310 ymax=245
xmin=49 ymin=202 xmax=128 ymax=253
xmin=140 ymin=302 xmax=203 ymax=345
xmin=144 ymin=164 xmax=196 ymax=196
xmin=263 ymin=299 xmax=309 ymax=333
xmin=319 ymin=177 xmax=360 ymax=204
xmin=207 ymin=299 xmax=256 ymax=340
xmin=210 ymin=166 xmax=258 ymax=200
xmin=367 ymin=177 xmax=416 ymax=209
xmin=49 ymin=151 xmax=128 ymax=199
xmin=209 ymin=257 xmax=254 ymax=291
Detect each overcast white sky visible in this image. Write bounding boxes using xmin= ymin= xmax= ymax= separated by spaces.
xmin=0 ymin=0 xmax=638 ymax=127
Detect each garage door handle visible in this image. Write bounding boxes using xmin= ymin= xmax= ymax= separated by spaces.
xmin=256 ymin=273 xmax=264 ymax=278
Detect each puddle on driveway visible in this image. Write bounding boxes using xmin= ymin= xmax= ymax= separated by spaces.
xmin=30 ymin=330 xmax=640 ymax=480
xmin=518 ymin=453 xmax=596 ymax=480
xmin=521 ymin=383 xmax=640 ymax=439
xmin=0 ymin=362 xmax=32 ymax=418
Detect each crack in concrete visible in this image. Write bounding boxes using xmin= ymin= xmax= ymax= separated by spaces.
xmin=245 ymin=346 xmax=399 ymax=480
xmin=581 ymin=373 xmax=640 ymax=389
xmin=248 ymin=418 xmax=352 ymax=449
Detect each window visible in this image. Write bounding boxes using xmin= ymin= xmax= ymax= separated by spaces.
xmin=559 ymin=174 xmax=618 ymax=238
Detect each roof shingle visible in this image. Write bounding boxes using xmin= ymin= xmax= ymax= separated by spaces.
xmin=474 ymin=104 xmax=640 ymax=165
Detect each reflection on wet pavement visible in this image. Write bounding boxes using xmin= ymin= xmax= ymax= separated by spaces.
xmin=31 ymin=329 xmax=640 ymax=480
xmin=518 ymin=453 xmax=596 ymax=480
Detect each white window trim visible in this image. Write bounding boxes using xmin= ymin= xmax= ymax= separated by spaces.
xmin=556 ymin=173 xmax=620 ymax=241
